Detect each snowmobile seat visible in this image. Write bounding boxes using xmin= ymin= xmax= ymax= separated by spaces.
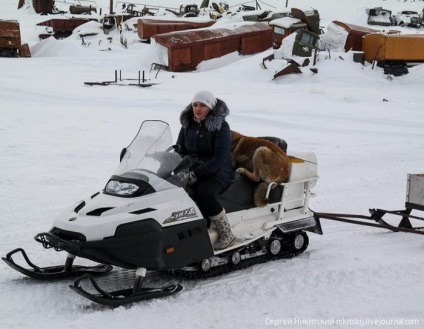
xmin=259 ymin=136 xmax=287 ymax=153
xmin=217 ymin=173 xmax=256 ymax=213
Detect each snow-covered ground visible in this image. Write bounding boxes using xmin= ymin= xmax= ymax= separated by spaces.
xmin=1 ymin=0 xmax=424 ymax=328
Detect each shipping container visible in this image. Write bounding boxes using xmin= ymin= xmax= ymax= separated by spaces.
xmin=362 ymin=33 xmax=424 ymax=75
xmin=137 ymin=18 xmax=215 ymax=41
xmin=152 ymin=22 xmax=272 ymax=72
xmin=363 ymin=33 xmax=424 ymax=62
xmin=0 ymin=20 xmax=21 ymax=57
xmin=332 ymin=21 xmax=378 ymax=52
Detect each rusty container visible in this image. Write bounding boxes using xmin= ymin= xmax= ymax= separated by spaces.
xmin=137 ymin=18 xmax=215 ymax=41
xmin=69 ymin=5 xmax=97 ymax=15
xmin=33 ymin=0 xmax=55 ymax=14
xmin=332 ymin=21 xmax=378 ymax=52
xmin=37 ymin=18 xmax=94 ymax=38
xmin=153 ymin=22 xmax=272 ymax=72
xmin=0 ymin=20 xmax=21 ymax=48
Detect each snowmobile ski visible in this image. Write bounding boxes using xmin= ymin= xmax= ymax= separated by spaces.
xmin=70 ymin=273 xmax=182 ymax=307
xmin=2 ymin=248 xmax=112 ymax=280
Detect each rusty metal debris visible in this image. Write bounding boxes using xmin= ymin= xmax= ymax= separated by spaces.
xmin=37 ymin=18 xmax=96 ymax=39
xmin=269 ymin=7 xmax=320 ymax=49
xmin=367 ymin=7 xmax=394 ymax=26
xmin=263 ymin=56 xmax=311 ymax=79
xmin=84 ymin=70 xmax=158 ymax=87
xmin=272 ymin=60 xmax=303 ymax=79
xmin=69 ymin=5 xmax=97 ymax=15
xmin=262 ymin=29 xmax=318 ymax=79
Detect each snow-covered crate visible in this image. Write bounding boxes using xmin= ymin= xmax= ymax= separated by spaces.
xmin=406 ymin=174 xmax=424 ymax=209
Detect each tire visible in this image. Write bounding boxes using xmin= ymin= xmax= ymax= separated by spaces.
xmin=291 ymin=232 xmax=309 ymax=251
xmin=231 ymin=251 xmax=241 ymax=265
xmin=200 ymin=258 xmax=211 ymax=272
xmin=269 ymin=239 xmax=282 ymax=255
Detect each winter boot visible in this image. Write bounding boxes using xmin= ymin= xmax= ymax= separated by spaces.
xmin=209 ymin=209 xmax=236 ymax=250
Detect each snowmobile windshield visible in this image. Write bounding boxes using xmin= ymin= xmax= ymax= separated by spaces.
xmin=110 ymin=120 xmax=184 ymax=193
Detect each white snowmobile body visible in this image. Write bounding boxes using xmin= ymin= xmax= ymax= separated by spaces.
xmin=48 ymin=120 xmax=320 ymax=271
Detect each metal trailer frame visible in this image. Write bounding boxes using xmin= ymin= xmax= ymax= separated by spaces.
xmin=315 ymin=174 xmax=424 ymax=236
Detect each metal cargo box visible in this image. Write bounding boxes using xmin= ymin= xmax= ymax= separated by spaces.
xmin=153 ymin=22 xmax=272 ymax=72
xmin=362 ymin=33 xmax=424 ymax=62
xmin=137 ymin=18 xmax=215 ymax=41
xmin=332 ymin=21 xmax=377 ymax=52
xmin=0 ymin=20 xmax=21 ymax=48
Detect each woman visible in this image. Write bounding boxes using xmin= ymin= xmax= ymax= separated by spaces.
xmin=176 ymin=90 xmax=235 ymax=250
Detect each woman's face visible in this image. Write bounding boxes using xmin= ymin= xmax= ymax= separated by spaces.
xmin=192 ymin=102 xmax=211 ymax=120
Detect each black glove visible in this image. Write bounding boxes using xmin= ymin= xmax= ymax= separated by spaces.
xmin=172 ymin=144 xmax=182 ymax=154
xmin=187 ymin=171 xmax=197 ymax=185
xmin=176 ymin=171 xmax=197 ymax=185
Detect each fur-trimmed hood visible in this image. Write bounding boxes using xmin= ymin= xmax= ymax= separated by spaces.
xmin=180 ymin=99 xmax=230 ymax=132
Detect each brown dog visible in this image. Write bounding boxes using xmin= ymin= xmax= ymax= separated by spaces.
xmin=230 ymin=131 xmax=291 ymax=207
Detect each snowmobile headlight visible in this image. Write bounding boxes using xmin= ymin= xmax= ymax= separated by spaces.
xmin=105 ymin=180 xmax=139 ymax=196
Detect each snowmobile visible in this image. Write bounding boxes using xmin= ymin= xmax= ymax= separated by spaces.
xmin=3 ymin=120 xmax=322 ymax=306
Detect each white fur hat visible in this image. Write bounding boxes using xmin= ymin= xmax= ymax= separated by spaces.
xmin=191 ymin=90 xmax=217 ymax=110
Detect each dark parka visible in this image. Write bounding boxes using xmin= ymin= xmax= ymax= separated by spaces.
xmin=177 ymin=99 xmax=232 ymax=189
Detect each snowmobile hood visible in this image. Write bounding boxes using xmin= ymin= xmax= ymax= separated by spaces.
xmin=52 ymin=187 xmax=203 ymax=241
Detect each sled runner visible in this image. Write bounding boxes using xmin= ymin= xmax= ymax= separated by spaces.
xmin=3 ymin=120 xmax=321 ymax=306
